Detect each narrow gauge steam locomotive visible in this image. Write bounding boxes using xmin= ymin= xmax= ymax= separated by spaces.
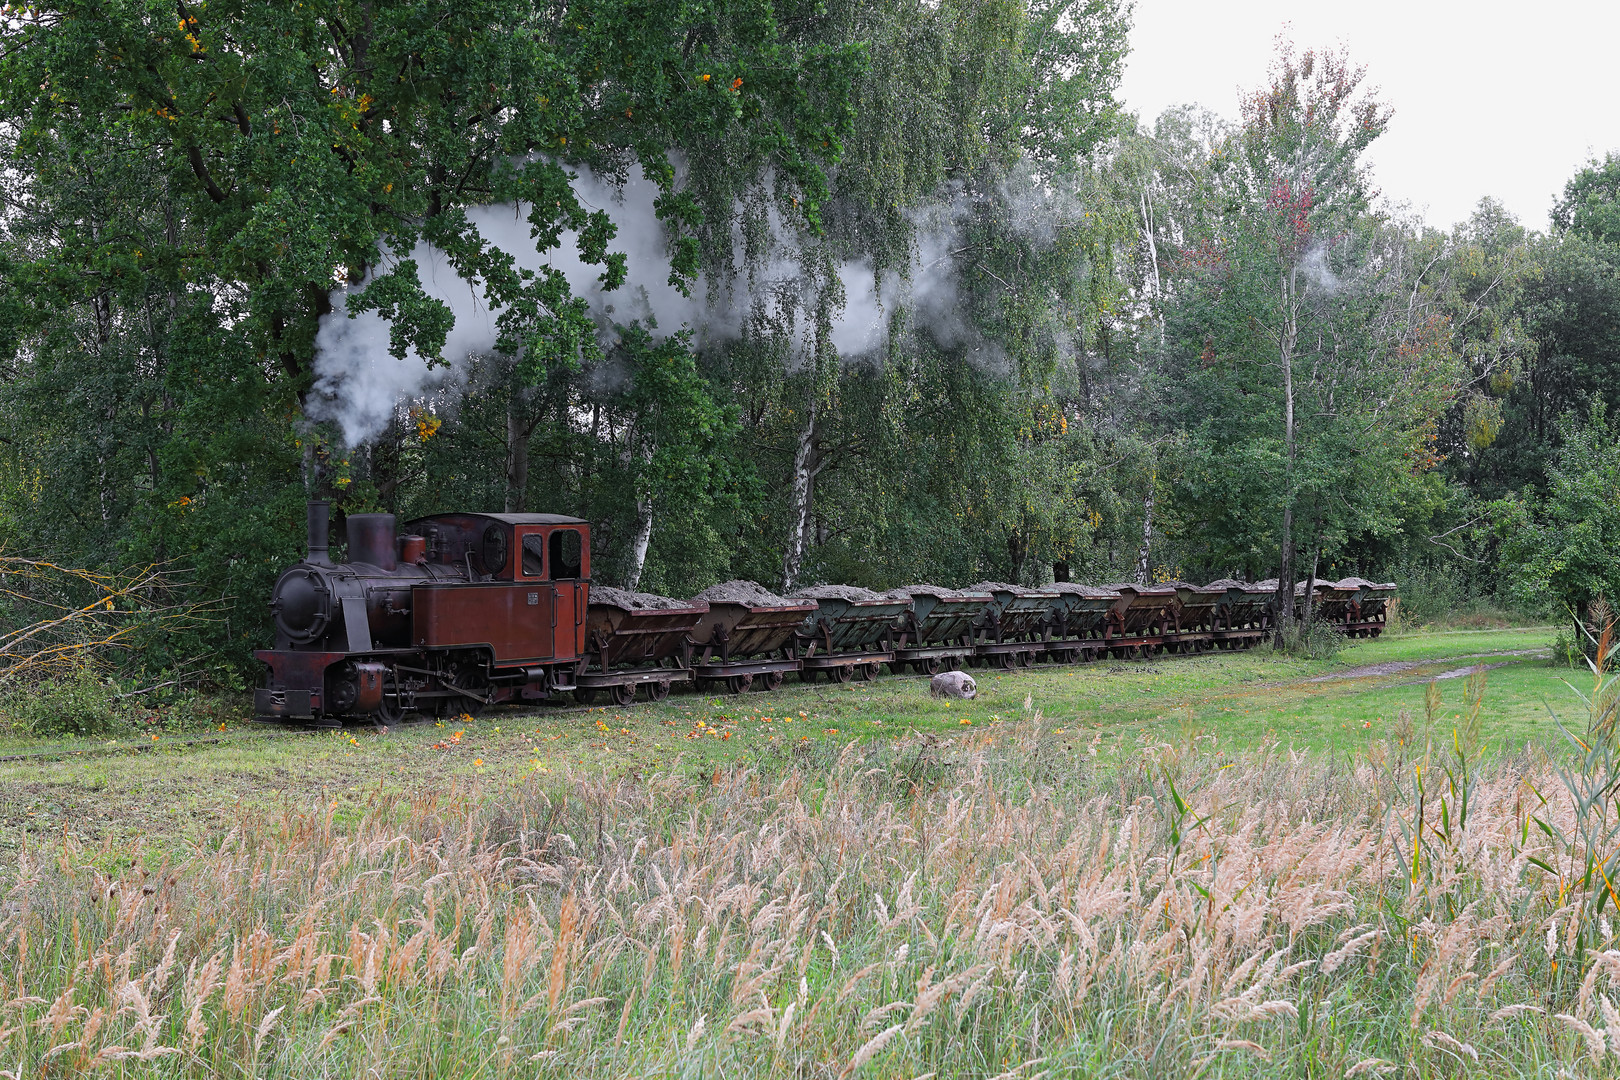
xmin=256 ymin=501 xmax=592 ymax=725
xmin=255 ymin=501 xmax=1397 ymax=726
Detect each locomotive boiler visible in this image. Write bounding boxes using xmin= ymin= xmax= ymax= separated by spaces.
xmin=254 ymin=501 xmax=590 ymax=725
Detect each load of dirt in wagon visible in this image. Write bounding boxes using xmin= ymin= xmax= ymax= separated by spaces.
xmin=883 ymin=584 xmax=973 ymax=599
xmin=589 ymin=586 xmax=701 ymax=611
xmin=791 ymin=584 xmax=883 ymax=602
xmin=1049 ymin=582 xmax=1120 ymax=596
xmin=692 ymin=580 xmax=794 ymax=607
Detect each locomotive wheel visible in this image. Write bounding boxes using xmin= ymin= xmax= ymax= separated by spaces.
xmin=377 ymin=670 xmax=405 ymax=726
xmin=610 ymin=683 xmax=638 ymax=707
xmin=827 ymin=664 xmax=853 ymax=684
xmin=648 ymin=680 xmax=672 ymax=702
xmin=444 ymin=657 xmax=491 ymax=718
xmin=762 ymin=671 xmax=786 ymax=692
xmin=726 ymin=674 xmax=754 ymax=694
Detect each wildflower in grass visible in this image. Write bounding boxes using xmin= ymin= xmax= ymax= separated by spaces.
xmin=959 ymin=718 xmax=972 ymax=726
xmin=473 ymin=758 xmax=483 ymax=766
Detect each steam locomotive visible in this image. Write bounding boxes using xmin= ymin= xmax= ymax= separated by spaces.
xmin=255 ymin=501 xmax=591 ymax=725
xmin=255 ymin=500 xmax=1395 ymax=726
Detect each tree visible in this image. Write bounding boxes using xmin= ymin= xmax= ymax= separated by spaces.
xmin=673 ymin=0 xmax=1130 ymax=590
xmin=1554 ymin=152 xmax=1620 ymax=248
xmin=1141 ymin=42 xmax=1473 ymax=634
xmin=1494 ymin=403 xmax=1620 ymax=632
xmin=0 ymin=0 xmax=857 ymax=666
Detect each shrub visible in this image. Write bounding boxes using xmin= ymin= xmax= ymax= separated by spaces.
xmin=0 ymin=670 xmax=135 ymax=737
xmin=1274 ymin=616 xmax=1347 ymax=659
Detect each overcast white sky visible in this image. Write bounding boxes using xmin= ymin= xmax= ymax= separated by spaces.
xmin=1117 ymin=0 xmax=1620 ymax=232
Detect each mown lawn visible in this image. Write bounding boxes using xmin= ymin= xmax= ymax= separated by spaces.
xmin=0 ymin=626 xmax=1562 ymax=857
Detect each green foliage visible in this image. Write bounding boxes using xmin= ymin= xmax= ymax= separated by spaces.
xmin=1493 ymin=403 xmax=1620 ymax=616
xmin=0 ymin=670 xmax=132 ymax=737
xmin=1271 ymin=615 xmax=1347 ymax=660
xmin=1554 ymin=152 xmax=1620 ymax=248
xmin=1148 ymin=47 xmax=1457 ymax=585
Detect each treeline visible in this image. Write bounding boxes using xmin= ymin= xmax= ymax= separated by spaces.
xmin=0 ymin=1 xmax=1615 ymax=678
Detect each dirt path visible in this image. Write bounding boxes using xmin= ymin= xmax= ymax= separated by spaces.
xmin=1305 ymin=648 xmax=1549 ymax=684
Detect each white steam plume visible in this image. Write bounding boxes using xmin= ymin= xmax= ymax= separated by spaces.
xmin=1299 ymin=242 xmax=1342 ymax=295
xmin=310 ymin=160 xmax=1069 ymax=443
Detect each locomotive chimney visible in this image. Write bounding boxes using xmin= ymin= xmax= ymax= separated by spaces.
xmin=306 ymin=500 xmax=332 ymax=567
xmin=347 ymin=513 xmax=398 ymax=571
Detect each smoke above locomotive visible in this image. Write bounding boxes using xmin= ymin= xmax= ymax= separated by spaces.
xmin=307 ymin=161 xmax=1039 ymax=446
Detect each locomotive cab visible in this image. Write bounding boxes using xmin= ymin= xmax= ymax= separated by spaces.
xmin=406 ymin=513 xmax=590 ymax=669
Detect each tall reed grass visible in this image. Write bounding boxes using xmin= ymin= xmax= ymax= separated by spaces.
xmin=2 ymin=698 xmax=1619 ymax=1076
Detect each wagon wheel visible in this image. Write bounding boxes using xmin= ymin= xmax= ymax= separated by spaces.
xmin=376 ymin=669 xmax=405 ymax=726
xmin=693 ymin=677 xmax=713 ymax=693
xmin=1014 ymin=650 xmax=1033 ymax=668
xmin=921 ymin=656 xmax=945 ymax=676
xmin=947 ymin=656 xmax=965 ymax=672
xmin=863 ymin=663 xmax=882 ymax=680
xmin=725 ymin=673 xmax=754 ymax=694
xmin=827 ymin=664 xmax=853 ymax=684
xmin=889 ymin=660 xmax=912 ymax=676
xmin=574 ymin=688 xmax=599 ymax=705
xmin=800 ymin=668 xmax=819 ymax=683
xmin=758 ymin=670 xmax=783 ymax=692
xmin=648 ymin=680 xmax=672 ymax=702
xmin=610 ymin=683 xmax=638 ymax=707
xmin=997 ymin=652 xmax=1017 ymax=671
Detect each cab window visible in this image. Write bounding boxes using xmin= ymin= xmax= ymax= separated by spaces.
xmin=550 ymin=529 xmax=583 ymax=579
xmin=521 ymin=533 xmax=546 ymax=578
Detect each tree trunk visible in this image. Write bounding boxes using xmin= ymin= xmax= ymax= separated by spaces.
xmin=504 ymin=394 xmax=531 ymax=513
xmin=1053 ymin=560 xmax=1070 ymax=583
xmin=1273 ymin=265 xmax=1300 ymax=645
xmin=780 ymin=399 xmax=817 ymax=592
xmin=1140 ymin=190 xmax=1165 ymax=347
xmin=1302 ymin=530 xmax=1323 ymax=627
xmin=1008 ymin=528 xmax=1027 ymax=585
xmin=1134 ymin=489 xmax=1155 ymax=586
xmin=624 ymin=493 xmax=653 ymax=590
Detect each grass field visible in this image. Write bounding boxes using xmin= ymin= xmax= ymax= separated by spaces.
xmin=0 ymin=626 xmax=1564 ymax=856
xmin=9 ymin=624 xmax=1620 ymax=1077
